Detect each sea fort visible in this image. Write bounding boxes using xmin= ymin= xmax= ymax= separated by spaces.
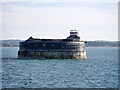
xmin=18 ymin=30 xmax=87 ymax=59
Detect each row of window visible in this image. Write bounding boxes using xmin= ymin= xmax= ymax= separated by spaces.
xmin=20 ymin=43 xmax=84 ymax=47
xmin=20 ymin=43 xmax=85 ymax=51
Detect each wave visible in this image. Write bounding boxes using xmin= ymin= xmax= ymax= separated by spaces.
xmin=2 ymin=57 xmax=46 ymax=60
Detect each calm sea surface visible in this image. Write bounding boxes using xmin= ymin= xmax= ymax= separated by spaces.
xmin=1 ymin=47 xmax=118 ymax=88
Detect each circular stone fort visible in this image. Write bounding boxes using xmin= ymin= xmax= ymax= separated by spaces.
xmin=18 ymin=30 xmax=87 ymax=59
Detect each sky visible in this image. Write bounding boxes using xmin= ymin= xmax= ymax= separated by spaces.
xmin=1 ymin=0 xmax=119 ymax=41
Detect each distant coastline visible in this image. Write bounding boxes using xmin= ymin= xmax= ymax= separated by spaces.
xmin=0 ymin=40 xmax=120 ymax=47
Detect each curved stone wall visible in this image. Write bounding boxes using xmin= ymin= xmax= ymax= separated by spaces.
xmin=19 ymin=41 xmax=85 ymax=51
xmin=18 ymin=41 xmax=86 ymax=59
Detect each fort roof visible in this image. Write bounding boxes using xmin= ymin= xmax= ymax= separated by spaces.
xmin=23 ymin=30 xmax=87 ymax=43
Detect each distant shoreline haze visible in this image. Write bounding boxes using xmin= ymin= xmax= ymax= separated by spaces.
xmin=0 ymin=40 xmax=120 ymax=47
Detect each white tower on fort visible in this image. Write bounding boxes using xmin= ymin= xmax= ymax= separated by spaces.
xmin=70 ymin=30 xmax=79 ymax=36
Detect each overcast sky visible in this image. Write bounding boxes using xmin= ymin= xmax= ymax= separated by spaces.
xmin=2 ymin=0 xmax=118 ymax=41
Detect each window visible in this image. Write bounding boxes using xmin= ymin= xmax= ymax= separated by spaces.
xmin=43 ymin=44 xmax=45 ymax=46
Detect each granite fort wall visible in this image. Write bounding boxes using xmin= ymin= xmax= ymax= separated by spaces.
xmin=18 ymin=41 xmax=86 ymax=59
xmin=18 ymin=51 xmax=86 ymax=59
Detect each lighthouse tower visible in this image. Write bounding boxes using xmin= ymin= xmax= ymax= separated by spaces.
xmin=66 ymin=30 xmax=80 ymax=40
xmin=70 ymin=30 xmax=79 ymax=36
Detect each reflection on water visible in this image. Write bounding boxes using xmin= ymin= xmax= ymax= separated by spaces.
xmin=2 ymin=47 xmax=118 ymax=88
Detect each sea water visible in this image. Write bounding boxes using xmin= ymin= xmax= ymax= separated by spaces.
xmin=1 ymin=47 xmax=118 ymax=88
